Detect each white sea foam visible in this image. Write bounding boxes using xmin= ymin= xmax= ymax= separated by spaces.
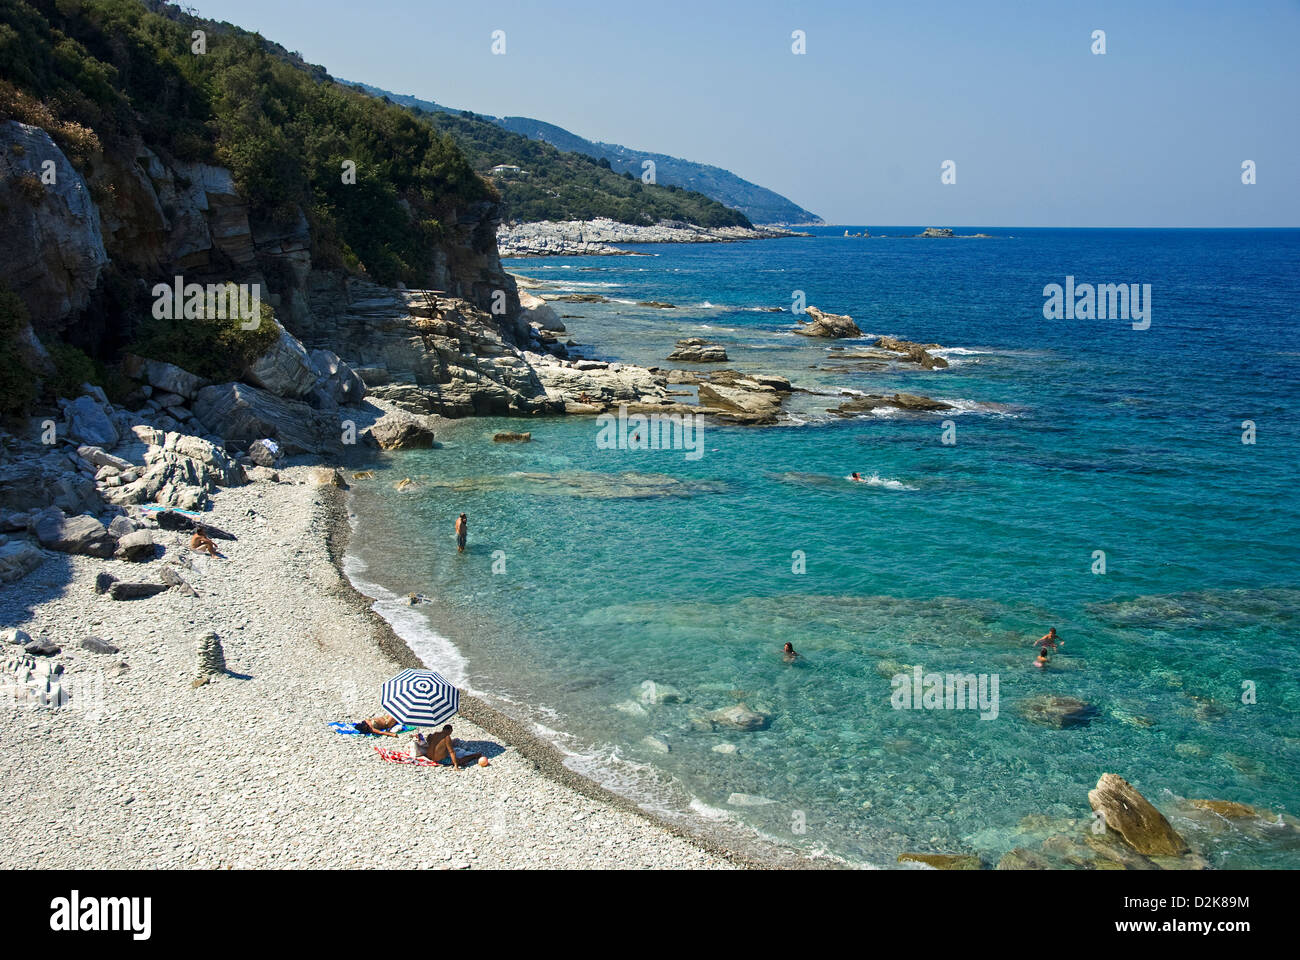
xmin=846 ymin=473 xmax=918 ymax=491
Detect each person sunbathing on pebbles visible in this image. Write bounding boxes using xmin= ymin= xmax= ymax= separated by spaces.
xmin=412 ymin=725 xmax=483 ymax=768
xmin=189 ymin=528 xmax=222 ymax=557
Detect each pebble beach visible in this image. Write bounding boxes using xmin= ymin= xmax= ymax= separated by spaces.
xmin=0 ymin=468 xmax=736 ymax=870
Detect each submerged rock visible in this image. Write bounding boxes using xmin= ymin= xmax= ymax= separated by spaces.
xmin=706 ymin=703 xmax=770 ymax=731
xmin=897 ymin=852 xmax=981 ymax=870
xmin=1018 ymin=695 xmax=1098 ymax=729
xmin=493 ymin=431 xmax=532 ymax=443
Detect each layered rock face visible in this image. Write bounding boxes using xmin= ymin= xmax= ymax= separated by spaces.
xmin=0 ymin=121 xmax=108 ymax=335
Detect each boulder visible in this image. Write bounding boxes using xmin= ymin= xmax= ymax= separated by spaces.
xmin=94 ymin=572 xmax=117 ymax=594
xmin=158 ymin=564 xmax=198 ymax=597
xmin=192 ymin=382 xmax=342 ymax=456
xmin=1088 ymin=773 xmax=1190 ymax=857
xmin=706 ymin=703 xmax=770 ymax=731
xmin=107 ymin=516 xmax=137 ymax=538
xmin=794 ymin=306 xmax=862 ymax=338
xmin=0 ymin=541 xmax=46 ymax=583
xmin=108 ymin=582 xmax=170 ymax=601
xmin=245 ymin=320 xmax=318 ymax=398
xmin=307 ymin=349 xmax=366 ymax=408
xmin=873 ymin=335 xmax=949 ymax=370
xmin=114 ymin=530 xmax=156 ymax=562
xmin=1187 ymin=799 xmax=1260 ymax=819
xmin=121 ymin=355 xmax=208 ymax=400
xmin=2 ymin=628 xmax=32 ymax=646
xmin=76 ymin=446 xmax=134 ymax=473
xmin=519 ymin=290 xmax=565 ymax=332
xmin=666 ymin=339 xmax=729 ymax=363
xmin=81 ymin=637 xmax=120 ymax=655
xmin=919 ymin=227 xmax=954 ymax=238
xmin=493 ymin=431 xmax=531 ymax=443
xmin=696 ymin=382 xmax=783 ymax=425
xmin=61 ymin=395 xmax=118 ymax=447
xmin=24 ymin=638 xmax=60 ymax=657
xmin=0 ymin=461 xmax=103 ymax=515
xmin=33 ymin=512 xmax=116 ymax=558
xmin=368 ymin=412 xmax=436 ymax=450
xmin=247 ymin=438 xmax=281 ymax=467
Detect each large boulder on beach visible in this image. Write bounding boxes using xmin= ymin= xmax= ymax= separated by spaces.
xmin=307 ymin=349 xmax=366 ymax=408
xmin=114 ymin=530 xmax=156 ymax=562
xmin=367 ymin=411 xmax=436 ymax=450
xmin=33 ymin=511 xmax=115 ymax=558
xmin=61 ymin=395 xmax=118 ymax=447
xmin=245 ymin=320 xmax=318 ymax=398
xmin=0 ymin=540 xmax=47 ymax=583
xmin=192 ymin=382 xmax=341 ymax=456
xmin=794 ymin=306 xmax=862 ymax=339
xmin=1088 ymin=773 xmax=1190 ymax=857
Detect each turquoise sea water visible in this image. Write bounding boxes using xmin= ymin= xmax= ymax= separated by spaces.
xmin=346 ymin=228 xmax=1300 ymax=867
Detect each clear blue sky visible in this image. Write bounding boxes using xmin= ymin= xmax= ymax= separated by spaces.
xmin=187 ymin=0 xmax=1298 ymax=226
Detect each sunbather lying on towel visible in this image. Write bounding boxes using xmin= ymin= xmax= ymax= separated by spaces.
xmin=355 ymin=714 xmax=402 ymax=736
xmin=414 ymin=725 xmax=482 ymax=768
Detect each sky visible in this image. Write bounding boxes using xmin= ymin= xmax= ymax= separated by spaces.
xmin=184 ymin=0 xmax=1299 ymax=226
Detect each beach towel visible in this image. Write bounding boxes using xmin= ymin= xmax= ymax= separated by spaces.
xmin=373 ymin=745 xmax=443 ymax=767
xmin=329 ymin=721 xmax=415 ymax=736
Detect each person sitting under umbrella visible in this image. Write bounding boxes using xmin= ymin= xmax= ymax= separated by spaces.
xmin=354 ymin=713 xmax=402 ymax=736
xmin=414 ymin=725 xmax=482 ymax=768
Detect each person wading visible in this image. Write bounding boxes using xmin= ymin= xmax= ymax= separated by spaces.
xmin=455 ymin=513 xmax=468 ymax=553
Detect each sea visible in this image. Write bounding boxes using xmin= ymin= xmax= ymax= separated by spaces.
xmin=343 ymin=226 xmax=1300 ymax=868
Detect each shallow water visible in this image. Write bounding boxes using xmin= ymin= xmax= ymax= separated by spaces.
xmin=347 ymin=228 xmax=1300 ymax=867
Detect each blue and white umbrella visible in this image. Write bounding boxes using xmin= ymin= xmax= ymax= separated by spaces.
xmin=380 ymin=669 xmax=459 ymax=727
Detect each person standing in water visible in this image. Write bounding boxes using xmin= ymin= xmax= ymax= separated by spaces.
xmin=782 ymin=642 xmax=799 ymax=662
xmin=1034 ymin=627 xmax=1063 ymax=652
xmin=455 ymin=513 xmax=468 ymax=553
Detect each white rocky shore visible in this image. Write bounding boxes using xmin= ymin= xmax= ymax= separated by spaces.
xmin=0 ymin=468 xmax=733 ymax=869
xmin=498 ymin=218 xmax=805 ymax=257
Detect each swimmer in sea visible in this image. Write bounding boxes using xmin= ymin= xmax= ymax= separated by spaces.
xmin=850 ymin=472 xmax=864 ymax=482
xmin=1034 ymin=627 xmax=1063 ymax=652
xmin=782 ymin=642 xmax=799 ymax=662
xmin=1034 ymin=646 xmax=1050 ymax=668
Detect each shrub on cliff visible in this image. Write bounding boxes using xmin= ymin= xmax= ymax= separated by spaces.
xmin=131 ymin=300 xmax=280 ymax=382
xmin=0 ymin=284 xmax=37 ymax=418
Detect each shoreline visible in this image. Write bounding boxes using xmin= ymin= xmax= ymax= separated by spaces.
xmin=325 ymin=479 xmax=834 ymax=870
xmin=0 ymin=468 xmax=746 ymax=870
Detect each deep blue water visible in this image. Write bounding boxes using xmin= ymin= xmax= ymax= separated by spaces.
xmin=347 ymin=227 xmax=1300 ymax=867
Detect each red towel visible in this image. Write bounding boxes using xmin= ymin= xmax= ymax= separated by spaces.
xmin=374 ymin=746 xmax=442 ymax=767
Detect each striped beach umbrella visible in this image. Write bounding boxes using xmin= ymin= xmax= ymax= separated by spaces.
xmin=380 ymin=669 xmax=459 ymax=727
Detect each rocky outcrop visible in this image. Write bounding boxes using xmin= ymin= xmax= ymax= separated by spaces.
xmin=696 ymin=382 xmax=783 ymax=425
xmin=366 ymin=411 xmax=436 ymax=450
xmin=32 ymin=511 xmax=116 ymax=558
xmin=1088 ymin=773 xmax=1190 ymax=857
xmin=121 ymin=355 xmax=209 ymax=401
xmin=0 ymin=121 xmax=108 ymax=329
xmin=192 ymin=382 xmax=343 ymax=456
xmin=666 ymin=338 xmax=728 ymax=363
xmin=918 ymin=227 xmax=954 ymax=238
xmin=245 ymin=320 xmax=319 ymax=398
xmin=872 ymin=335 xmax=949 ymax=370
xmin=830 ymin=393 xmax=954 ymax=416
xmin=497 ymin=218 xmax=802 ymax=257
xmin=493 ymin=431 xmax=531 ymax=443
xmin=794 ymin=306 xmax=862 ymax=338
